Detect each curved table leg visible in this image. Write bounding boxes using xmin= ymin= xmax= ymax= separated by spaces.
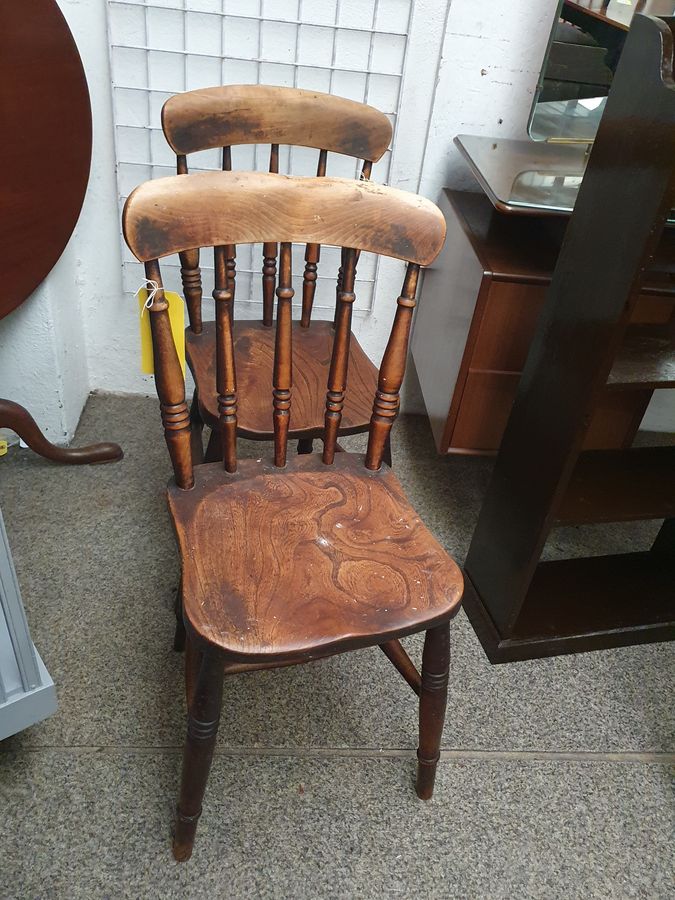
xmin=0 ymin=399 xmax=123 ymax=465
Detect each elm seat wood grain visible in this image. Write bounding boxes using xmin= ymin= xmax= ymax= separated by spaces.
xmin=186 ymin=320 xmax=376 ymax=439
xmin=122 ymin=170 xmax=458 ymax=860
xmin=169 ymin=453 xmax=463 ymax=663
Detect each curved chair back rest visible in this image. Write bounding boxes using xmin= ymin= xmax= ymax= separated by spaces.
xmin=160 ymin=85 xmax=393 ymax=332
xmin=123 ymin=171 xmax=445 ymax=489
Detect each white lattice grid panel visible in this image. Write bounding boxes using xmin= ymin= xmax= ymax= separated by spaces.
xmin=108 ymin=0 xmax=413 ymax=319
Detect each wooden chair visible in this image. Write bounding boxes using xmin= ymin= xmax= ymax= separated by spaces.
xmin=161 ymin=85 xmax=393 ymax=459
xmin=122 ymin=170 xmax=464 ymax=861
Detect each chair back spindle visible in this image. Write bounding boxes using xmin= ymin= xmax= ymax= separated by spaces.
xmin=262 ymin=144 xmax=281 ymax=327
xmin=144 ymin=259 xmax=194 ymax=490
xmin=176 ymin=153 xmax=203 ymax=334
xmin=273 ymin=243 xmax=294 ymax=466
xmin=332 ymin=161 xmax=371 ymax=328
xmin=221 ymin=146 xmax=237 ymax=302
xmin=323 ymin=248 xmax=357 ymax=464
xmin=123 ymin=173 xmax=445 ymax=486
xmin=365 ymin=263 xmax=420 ymax=471
xmin=300 ymin=148 xmax=328 ymax=328
xmin=213 ymin=246 xmax=237 ymax=473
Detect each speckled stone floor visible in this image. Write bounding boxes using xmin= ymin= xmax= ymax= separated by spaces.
xmin=0 ymin=394 xmax=673 ymax=899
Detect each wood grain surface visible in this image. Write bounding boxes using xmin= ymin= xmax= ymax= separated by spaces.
xmin=1 ymin=0 xmax=91 ymax=319
xmin=123 ymin=171 xmax=446 ymax=266
xmin=169 ymin=453 xmax=463 ymax=662
xmin=186 ymin=320 xmax=377 ymax=439
xmin=162 ymin=84 xmax=392 ymax=161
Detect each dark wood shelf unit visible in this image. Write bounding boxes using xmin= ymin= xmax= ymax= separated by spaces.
xmin=462 ymin=15 xmax=675 ymax=663
xmin=607 ymin=323 xmax=675 ymax=389
xmin=556 ymin=446 xmax=675 ymax=524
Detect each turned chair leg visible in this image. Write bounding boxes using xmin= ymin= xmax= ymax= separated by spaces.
xmin=173 ymin=576 xmax=186 ymax=652
xmin=173 ymin=647 xmax=224 ymax=862
xmin=297 ymin=437 xmax=313 ymax=454
xmin=416 ymin=622 xmax=450 ymax=800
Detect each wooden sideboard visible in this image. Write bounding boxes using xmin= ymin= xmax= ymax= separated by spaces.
xmin=412 ymin=189 xmax=675 ymax=456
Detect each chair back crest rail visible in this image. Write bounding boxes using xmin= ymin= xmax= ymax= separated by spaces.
xmin=123 ymin=171 xmax=445 ymax=489
xmin=161 ymin=85 xmax=392 ymax=332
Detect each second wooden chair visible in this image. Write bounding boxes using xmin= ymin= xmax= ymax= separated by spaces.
xmin=161 ymin=84 xmax=393 ymax=459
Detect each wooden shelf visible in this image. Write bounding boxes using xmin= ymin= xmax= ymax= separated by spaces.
xmin=556 ymin=446 xmax=675 ymax=524
xmin=462 ymin=552 xmax=675 ymax=663
xmin=511 ymin=552 xmax=675 ymax=643
xmin=608 ymin=325 xmax=675 ymax=389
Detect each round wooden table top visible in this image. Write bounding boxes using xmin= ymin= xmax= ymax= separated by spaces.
xmin=0 ymin=0 xmax=92 ymax=321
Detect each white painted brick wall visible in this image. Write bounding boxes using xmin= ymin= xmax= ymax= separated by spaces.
xmin=6 ymin=1 xmax=609 ymax=434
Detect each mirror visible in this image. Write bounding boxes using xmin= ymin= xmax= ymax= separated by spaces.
xmin=529 ymin=1 xmax=675 ymax=143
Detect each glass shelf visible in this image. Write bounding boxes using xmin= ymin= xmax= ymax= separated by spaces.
xmin=455 ymin=134 xmax=590 ymax=215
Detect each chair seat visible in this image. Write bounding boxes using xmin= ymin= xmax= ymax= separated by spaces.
xmin=186 ymin=320 xmax=378 ymax=440
xmin=168 ymin=453 xmax=464 ymax=663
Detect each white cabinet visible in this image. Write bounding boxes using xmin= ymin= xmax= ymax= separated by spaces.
xmin=0 ymin=508 xmax=56 ymax=741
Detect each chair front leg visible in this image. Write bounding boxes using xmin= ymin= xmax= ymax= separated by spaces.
xmin=416 ymin=622 xmax=450 ymax=800
xmin=173 ymin=646 xmax=224 ymax=861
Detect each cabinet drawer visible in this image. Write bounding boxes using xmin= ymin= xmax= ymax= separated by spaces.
xmin=450 ymin=372 xmax=651 ymax=453
xmin=471 ymin=283 xmax=672 ymax=374
xmin=471 ymin=283 xmax=548 ymax=372
xmin=451 ymin=372 xmax=520 ymax=451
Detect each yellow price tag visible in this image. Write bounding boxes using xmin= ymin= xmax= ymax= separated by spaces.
xmin=138 ymin=288 xmax=186 ymax=376
xmin=0 ymin=440 xmax=7 ymax=458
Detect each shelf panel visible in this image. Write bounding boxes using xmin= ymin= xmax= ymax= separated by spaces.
xmin=557 ymin=446 xmax=675 ymax=524
xmin=511 ymin=552 xmax=675 ymax=643
xmin=607 ymin=325 xmax=675 ymax=389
